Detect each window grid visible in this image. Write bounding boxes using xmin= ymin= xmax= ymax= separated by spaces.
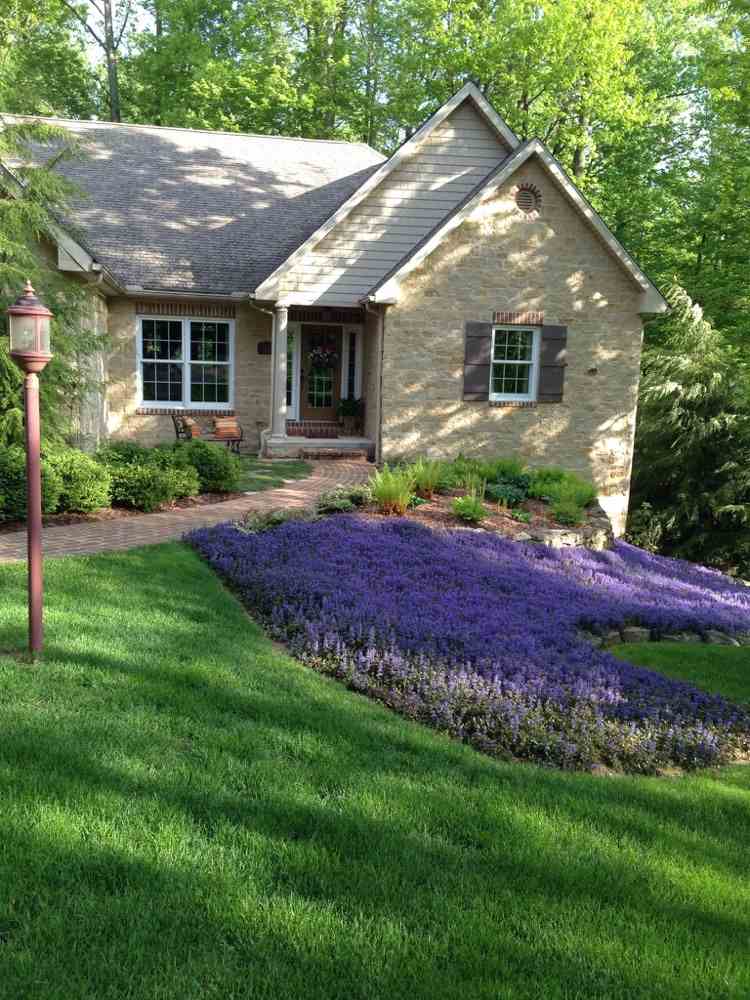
xmin=490 ymin=327 xmax=538 ymax=401
xmin=139 ymin=318 xmax=233 ymax=408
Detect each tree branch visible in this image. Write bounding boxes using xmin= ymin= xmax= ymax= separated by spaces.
xmin=59 ymin=0 xmax=105 ymax=49
xmin=115 ymin=1 xmax=132 ymax=50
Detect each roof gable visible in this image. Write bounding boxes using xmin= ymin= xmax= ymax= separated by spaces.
xmin=253 ymin=83 xmax=519 ymax=300
xmin=368 ymin=139 xmax=667 ymax=315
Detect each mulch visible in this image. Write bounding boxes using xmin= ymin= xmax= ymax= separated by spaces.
xmin=358 ymin=491 xmax=569 ymax=538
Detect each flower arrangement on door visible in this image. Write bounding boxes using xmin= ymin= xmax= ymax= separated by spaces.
xmin=308 ymin=343 xmax=339 ymax=371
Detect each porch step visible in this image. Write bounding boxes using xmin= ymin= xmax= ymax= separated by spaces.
xmin=299 ymin=448 xmax=370 ymax=461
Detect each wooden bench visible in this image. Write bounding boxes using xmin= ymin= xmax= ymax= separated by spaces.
xmin=172 ymin=414 xmax=244 ymax=453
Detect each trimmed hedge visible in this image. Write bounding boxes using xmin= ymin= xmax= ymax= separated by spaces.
xmin=175 ymin=440 xmax=241 ymax=492
xmin=109 ymin=465 xmax=198 ymax=512
xmin=46 ymin=449 xmax=112 ymax=513
xmin=0 ymin=447 xmax=63 ymax=521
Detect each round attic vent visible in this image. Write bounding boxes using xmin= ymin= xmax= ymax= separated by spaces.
xmin=515 ymin=185 xmax=542 ymax=215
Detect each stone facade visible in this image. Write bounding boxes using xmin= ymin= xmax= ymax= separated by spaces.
xmin=379 ymin=158 xmax=645 ymax=535
xmin=104 ymin=297 xmax=273 ymax=450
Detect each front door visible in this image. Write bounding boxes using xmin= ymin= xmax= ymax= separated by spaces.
xmin=300 ymin=325 xmax=342 ymax=422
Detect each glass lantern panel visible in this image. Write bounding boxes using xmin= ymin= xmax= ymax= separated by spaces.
xmin=10 ymin=317 xmax=37 ymax=354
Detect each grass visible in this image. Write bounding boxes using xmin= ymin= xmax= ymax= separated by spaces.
xmin=237 ymin=455 xmax=311 ymax=492
xmin=0 ymin=544 xmax=748 ymax=1000
xmin=613 ymin=642 xmax=750 ymax=705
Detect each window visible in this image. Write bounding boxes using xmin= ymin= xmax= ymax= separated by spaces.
xmin=138 ymin=317 xmax=234 ymax=408
xmin=346 ymin=330 xmax=356 ymax=398
xmin=490 ymin=326 xmax=540 ymax=402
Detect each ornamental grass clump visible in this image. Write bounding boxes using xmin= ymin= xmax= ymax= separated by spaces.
xmin=370 ymin=465 xmax=415 ymax=515
xmin=409 ymin=458 xmax=445 ymax=498
xmin=187 ymin=517 xmax=750 ymax=774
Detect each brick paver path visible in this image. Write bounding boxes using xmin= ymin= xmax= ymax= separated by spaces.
xmin=0 ymin=460 xmax=370 ymax=563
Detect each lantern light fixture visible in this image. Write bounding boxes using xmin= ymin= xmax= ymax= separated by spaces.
xmin=7 ymin=280 xmax=53 ymax=373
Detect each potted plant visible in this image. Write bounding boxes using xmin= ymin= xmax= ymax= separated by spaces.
xmin=338 ymin=396 xmax=363 ymax=435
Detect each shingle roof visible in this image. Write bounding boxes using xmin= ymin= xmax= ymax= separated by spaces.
xmin=2 ymin=115 xmax=385 ymax=295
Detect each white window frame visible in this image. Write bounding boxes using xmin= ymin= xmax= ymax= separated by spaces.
xmin=136 ymin=316 xmax=235 ymax=410
xmin=340 ymin=326 xmax=364 ymax=400
xmin=489 ymin=325 xmax=540 ymax=403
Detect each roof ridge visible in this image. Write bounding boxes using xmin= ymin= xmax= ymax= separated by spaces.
xmin=0 ymin=112 xmax=381 ymax=151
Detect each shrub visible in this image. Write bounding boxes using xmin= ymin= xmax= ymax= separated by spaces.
xmin=409 ymin=458 xmax=444 ymax=498
xmin=479 ymin=456 xmax=527 ymax=481
xmin=552 ymin=495 xmax=585 ymax=525
xmin=109 ymin=465 xmax=182 ymax=512
xmin=317 ymin=483 xmax=372 ymax=514
xmin=240 ymin=508 xmax=315 ymax=532
xmin=95 ymin=441 xmax=151 ymax=467
xmin=46 ymin=449 xmax=112 ymax=513
xmin=169 ymin=465 xmax=200 ymax=498
xmin=370 ymin=465 xmax=415 ymax=515
xmin=0 ymin=446 xmax=63 ymax=521
xmin=510 ymin=510 xmax=532 ymax=524
xmin=485 ymin=480 xmax=527 ymax=508
xmin=528 ymin=467 xmax=597 ymax=508
xmin=178 ymin=440 xmax=241 ymax=492
xmin=452 ymin=494 xmax=486 ymax=523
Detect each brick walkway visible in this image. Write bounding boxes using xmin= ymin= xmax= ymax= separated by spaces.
xmin=0 ymin=460 xmax=370 ymax=563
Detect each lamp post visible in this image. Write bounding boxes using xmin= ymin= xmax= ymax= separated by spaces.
xmin=6 ymin=281 xmax=53 ymax=659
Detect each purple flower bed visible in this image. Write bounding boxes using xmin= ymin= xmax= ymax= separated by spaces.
xmin=187 ymin=516 xmax=750 ymax=773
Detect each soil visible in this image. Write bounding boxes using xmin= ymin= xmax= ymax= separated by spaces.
xmin=359 ymin=490 xmax=573 ymax=538
xmin=0 ymin=489 xmax=244 ymax=534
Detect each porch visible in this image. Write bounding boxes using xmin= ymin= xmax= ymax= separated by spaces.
xmin=261 ymin=304 xmax=379 ymax=459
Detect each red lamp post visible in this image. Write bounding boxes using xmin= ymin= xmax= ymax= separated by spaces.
xmin=6 ymin=281 xmax=53 ymax=659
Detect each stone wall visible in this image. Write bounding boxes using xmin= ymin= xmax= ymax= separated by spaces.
xmin=105 ymin=297 xmax=272 ymax=450
xmin=380 ymin=157 xmax=645 ymax=535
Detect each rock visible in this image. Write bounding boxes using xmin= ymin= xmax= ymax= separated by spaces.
xmin=589 ymin=763 xmax=617 ymax=777
xmin=515 ymin=531 xmax=532 ymax=542
xmin=734 ymin=632 xmax=750 ymax=646
xmin=602 ymin=629 xmax=623 ymax=647
xmin=661 ymin=632 xmax=702 ymax=643
xmin=578 ymin=629 xmax=603 ymax=648
xmin=621 ymin=625 xmax=652 ymax=644
xmin=704 ymin=630 xmax=741 ymax=646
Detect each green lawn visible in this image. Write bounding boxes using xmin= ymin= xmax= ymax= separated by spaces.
xmin=613 ymin=642 xmax=750 ymax=705
xmin=237 ymin=455 xmax=312 ymax=492
xmin=0 ymin=545 xmax=749 ymax=1000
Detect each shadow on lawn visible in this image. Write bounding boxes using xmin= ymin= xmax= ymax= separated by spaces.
xmin=0 ymin=545 xmax=748 ymax=998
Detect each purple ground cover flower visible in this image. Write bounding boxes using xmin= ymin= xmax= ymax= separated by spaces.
xmin=188 ymin=516 xmax=750 ymax=773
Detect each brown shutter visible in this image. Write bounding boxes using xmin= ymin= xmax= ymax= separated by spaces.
xmin=463 ymin=321 xmax=493 ymax=401
xmin=538 ymin=325 xmax=567 ymax=402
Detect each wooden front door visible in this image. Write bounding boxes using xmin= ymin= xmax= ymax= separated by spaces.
xmin=300 ymin=325 xmax=342 ymax=422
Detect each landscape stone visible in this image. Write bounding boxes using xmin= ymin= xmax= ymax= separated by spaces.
xmin=621 ymin=625 xmax=652 ymax=644
xmin=704 ymin=630 xmax=741 ymax=646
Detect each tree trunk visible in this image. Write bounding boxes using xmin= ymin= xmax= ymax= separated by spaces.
xmin=103 ymin=0 xmax=121 ymax=122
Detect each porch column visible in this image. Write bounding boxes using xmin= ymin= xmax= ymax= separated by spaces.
xmin=271 ymin=304 xmax=288 ymax=437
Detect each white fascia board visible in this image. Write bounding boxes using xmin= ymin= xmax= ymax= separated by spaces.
xmin=371 ymin=139 xmax=668 ymax=314
xmin=253 ymin=83 xmax=519 ymax=301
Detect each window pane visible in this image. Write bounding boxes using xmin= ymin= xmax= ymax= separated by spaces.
xmin=190 ymin=322 xmax=229 ymax=363
xmin=142 ymin=320 xmax=182 ymax=360
xmin=190 ymin=363 xmax=229 ymax=403
xmin=493 ymin=329 xmax=533 ymax=363
xmin=491 ymin=362 xmax=530 ymax=396
xmin=308 ymin=369 xmax=333 ymax=409
xmin=142 ymin=361 xmax=183 ymax=402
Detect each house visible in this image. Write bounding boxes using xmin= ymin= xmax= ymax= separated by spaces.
xmin=4 ymin=83 xmax=667 ymax=534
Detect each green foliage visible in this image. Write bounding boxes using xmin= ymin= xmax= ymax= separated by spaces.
xmin=240 ymin=508 xmax=316 ymax=533
xmin=0 ymin=121 xmax=107 ymax=446
xmin=177 ymin=441 xmax=241 ymax=493
xmin=552 ymin=496 xmax=585 ymax=526
xmin=485 ymin=480 xmax=528 ymax=508
xmin=94 ymin=441 xmax=150 ymax=468
xmin=370 ymin=465 xmax=415 ymax=515
xmin=510 ymin=510 xmax=532 ymax=524
xmin=0 ymin=445 xmax=62 ymax=521
xmin=631 ymin=284 xmax=750 ymax=575
xmin=45 ymin=448 xmax=111 ymax=513
xmin=528 ymin=468 xmax=596 ymax=508
xmin=108 ymin=465 xmax=182 ymax=512
xmin=408 ymin=458 xmax=445 ymax=498
xmin=316 ymin=483 xmax=372 ymax=514
xmin=452 ymin=494 xmax=486 ymax=523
